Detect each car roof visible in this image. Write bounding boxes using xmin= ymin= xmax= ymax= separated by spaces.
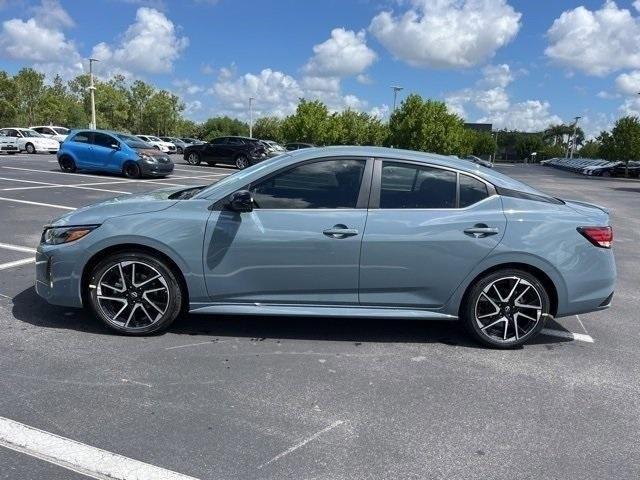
xmin=285 ymin=146 xmax=543 ymax=194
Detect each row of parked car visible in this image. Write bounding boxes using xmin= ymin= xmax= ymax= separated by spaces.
xmin=540 ymin=157 xmax=640 ymax=177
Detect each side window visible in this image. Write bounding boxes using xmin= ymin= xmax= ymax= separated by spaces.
xmin=33 ymin=127 xmax=44 ymax=134
xmin=211 ymin=138 xmax=225 ymax=145
xmin=250 ymin=159 xmax=366 ymax=209
xmin=93 ymin=133 xmax=117 ymax=148
xmin=227 ymin=138 xmax=244 ymax=145
xmin=459 ymin=174 xmax=489 ymax=207
xmin=380 ymin=162 xmax=457 ymax=209
xmin=72 ymin=132 xmax=91 ymax=144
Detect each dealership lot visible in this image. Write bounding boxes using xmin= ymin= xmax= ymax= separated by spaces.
xmin=0 ymin=155 xmax=639 ymax=479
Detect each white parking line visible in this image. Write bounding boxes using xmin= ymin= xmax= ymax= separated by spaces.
xmin=1 ymin=167 xmax=188 ymax=187
xmin=0 ymin=258 xmax=34 ymax=271
xmin=540 ymin=328 xmax=594 ymax=343
xmin=0 ymin=197 xmax=75 ymax=210
xmin=0 ymin=176 xmax=131 ymax=195
xmin=0 ymin=416 xmax=200 ymax=480
xmin=0 ymin=242 xmax=37 ymax=254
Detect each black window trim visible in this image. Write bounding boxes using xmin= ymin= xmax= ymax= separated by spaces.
xmin=71 ymin=131 xmax=94 ymax=144
xmin=369 ymin=158 xmax=496 ymax=210
xmin=213 ymin=156 xmax=374 ymax=211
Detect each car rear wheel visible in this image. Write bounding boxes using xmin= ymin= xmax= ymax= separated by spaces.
xmin=123 ymin=161 xmax=141 ymax=178
xmin=25 ymin=143 xmax=35 ymax=154
xmin=58 ymin=156 xmax=76 ymax=173
xmin=461 ymin=269 xmax=549 ymax=348
xmin=235 ymin=155 xmax=249 ymax=170
xmin=87 ymin=252 xmax=183 ymax=335
xmin=186 ymin=152 xmax=201 ymax=165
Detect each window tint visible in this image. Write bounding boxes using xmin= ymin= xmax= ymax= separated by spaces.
xmin=93 ymin=132 xmax=116 ymax=148
xmin=380 ymin=162 xmax=456 ymax=209
xmin=250 ymin=159 xmax=366 ymax=209
xmin=33 ymin=127 xmax=44 ymax=134
xmin=72 ymin=132 xmax=92 ymax=144
xmin=211 ymin=138 xmax=225 ymax=145
xmin=459 ymin=174 xmax=489 ymax=207
xmin=227 ymin=138 xmax=244 ymax=145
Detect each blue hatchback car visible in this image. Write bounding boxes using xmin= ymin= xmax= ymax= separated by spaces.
xmin=57 ymin=130 xmax=174 ymax=178
xmin=36 ymin=146 xmax=615 ymax=348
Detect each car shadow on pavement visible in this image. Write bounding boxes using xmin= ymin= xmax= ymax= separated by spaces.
xmin=12 ymin=287 xmax=572 ymax=348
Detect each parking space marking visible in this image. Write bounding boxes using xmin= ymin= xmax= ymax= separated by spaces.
xmin=540 ymin=328 xmax=594 ymax=343
xmin=0 ymin=197 xmax=75 ymax=210
xmin=0 ymin=242 xmax=37 ymax=254
xmin=0 ymin=176 xmax=131 ymax=195
xmin=0 ymin=258 xmax=34 ymax=271
xmin=0 ymin=416 xmax=200 ymax=480
xmin=257 ymin=420 xmax=345 ymax=470
xmin=1 ymin=167 xmax=189 ymax=187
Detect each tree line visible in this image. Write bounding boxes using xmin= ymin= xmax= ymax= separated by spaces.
xmin=2 ymin=68 xmax=639 ymax=165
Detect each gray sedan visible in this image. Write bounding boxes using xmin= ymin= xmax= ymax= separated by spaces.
xmin=35 ymin=146 xmax=615 ymax=348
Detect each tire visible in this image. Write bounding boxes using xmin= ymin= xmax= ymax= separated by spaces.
xmin=123 ymin=161 xmax=142 ymax=178
xmin=25 ymin=143 xmax=35 ymax=154
xmin=87 ymin=252 xmax=183 ymax=335
xmin=186 ymin=152 xmax=201 ymax=165
xmin=176 ymin=147 xmax=183 ymax=155
xmin=235 ymin=154 xmax=249 ymax=170
xmin=461 ymin=269 xmax=550 ymax=348
xmin=58 ymin=156 xmax=76 ymax=173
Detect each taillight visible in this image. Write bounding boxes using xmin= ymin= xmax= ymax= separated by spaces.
xmin=577 ymin=226 xmax=613 ymax=248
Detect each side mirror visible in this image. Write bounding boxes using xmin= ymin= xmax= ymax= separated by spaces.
xmin=228 ymin=190 xmax=254 ymax=213
xmin=110 ymin=143 xmax=120 ymax=150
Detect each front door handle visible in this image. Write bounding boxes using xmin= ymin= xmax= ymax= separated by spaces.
xmin=464 ymin=224 xmax=499 ymax=238
xmin=323 ymin=224 xmax=359 ymax=239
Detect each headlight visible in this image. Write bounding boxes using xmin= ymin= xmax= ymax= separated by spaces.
xmin=139 ymin=153 xmax=157 ymax=164
xmin=42 ymin=226 xmax=98 ymax=245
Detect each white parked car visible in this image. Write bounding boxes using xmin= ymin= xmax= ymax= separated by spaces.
xmin=0 ymin=134 xmax=19 ymax=154
xmin=30 ymin=125 xmax=70 ymax=143
xmin=0 ymin=128 xmax=60 ymax=154
xmin=136 ymin=135 xmax=175 ymax=153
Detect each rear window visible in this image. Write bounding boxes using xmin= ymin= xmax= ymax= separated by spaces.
xmin=459 ymin=174 xmax=489 ymax=207
xmin=72 ymin=132 xmax=91 ymax=144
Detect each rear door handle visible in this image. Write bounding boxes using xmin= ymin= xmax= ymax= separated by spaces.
xmin=464 ymin=225 xmax=499 ymax=238
xmin=323 ymin=224 xmax=359 ymax=238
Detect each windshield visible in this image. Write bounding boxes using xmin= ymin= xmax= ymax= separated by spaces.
xmin=20 ymin=129 xmax=44 ymax=138
xmin=116 ymin=133 xmax=151 ymax=149
xmin=53 ymin=127 xmax=69 ymax=135
xmin=149 ymin=136 xmax=162 ymax=142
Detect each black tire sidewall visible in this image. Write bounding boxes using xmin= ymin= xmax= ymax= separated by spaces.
xmin=87 ymin=252 xmax=183 ymax=335
xmin=462 ymin=269 xmax=550 ymax=348
xmin=123 ymin=162 xmax=141 ymax=178
xmin=187 ymin=153 xmax=200 ymax=165
xmin=25 ymin=143 xmax=35 ymax=154
xmin=59 ymin=156 xmax=76 ymax=172
xmin=236 ymin=155 xmax=248 ymax=169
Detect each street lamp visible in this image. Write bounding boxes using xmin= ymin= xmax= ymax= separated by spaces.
xmin=88 ymin=58 xmax=99 ymax=130
xmin=568 ymin=116 xmax=581 ymax=159
xmin=391 ymin=85 xmax=403 ymax=112
xmin=249 ymin=96 xmax=255 ymax=138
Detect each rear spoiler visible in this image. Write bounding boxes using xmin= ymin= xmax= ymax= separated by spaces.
xmin=563 ymin=199 xmax=609 ymax=215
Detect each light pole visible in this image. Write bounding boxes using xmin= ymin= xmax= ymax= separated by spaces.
xmin=249 ymin=96 xmax=255 ymax=138
xmin=568 ymin=116 xmax=581 ymax=159
xmin=88 ymin=58 xmax=99 ymax=130
xmin=391 ymin=85 xmax=403 ymax=112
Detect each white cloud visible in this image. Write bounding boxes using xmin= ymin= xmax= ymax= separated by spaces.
xmin=546 ymin=1 xmax=640 ymax=76
xmin=619 ymin=96 xmax=640 ymax=116
xmin=478 ymin=100 xmax=562 ymax=132
xmin=172 ymin=78 xmax=204 ymax=95
xmin=369 ymin=0 xmax=521 ymax=68
xmin=0 ymin=0 xmax=82 ymax=77
xmin=91 ymin=7 xmax=188 ymax=75
xmin=615 ymin=70 xmax=640 ymax=95
xmin=304 ymin=28 xmax=377 ymax=77
xmin=356 ymin=74 xmax=372 ymax=85
xmin=369 ymin=104 xmax=389 ymax=119
xmin=445 ymin=64 xmax=562 ymax=131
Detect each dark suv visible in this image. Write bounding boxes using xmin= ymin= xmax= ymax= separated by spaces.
xmin=183 ymin=136 xmax=267 ymax=169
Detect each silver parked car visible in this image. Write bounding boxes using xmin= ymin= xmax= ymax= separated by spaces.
xmin=35 ymin=146 xmax=615 ymax=348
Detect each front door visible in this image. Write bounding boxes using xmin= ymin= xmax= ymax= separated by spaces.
xmin=359 ymin=160 xmax=506 ymax=308
xmin=203 ymin=158 xmax=372 ymax=305
xmin=91 ymin=132 xmax=124 ymax=172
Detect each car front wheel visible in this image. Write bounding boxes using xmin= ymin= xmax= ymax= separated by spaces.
xmin=186 ymin=152 xmax=201 ymax=165
xmin=123 ymin=161 xmax=141 ymax=178
xmin=235 ymin=155 xmax=249 ymax=170
xmin=25 ymin=143 xmax=35 ymax=154
xmin=87 ymin=252 xmax=183 ymax=335
xmin=461 ymin=269 xmax=550 ymax=348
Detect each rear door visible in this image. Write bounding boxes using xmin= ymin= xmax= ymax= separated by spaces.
xmin=68 ymin=131 xmax=94 ymax=168
xmin=359 ymin=159 xmax=506 ymax=308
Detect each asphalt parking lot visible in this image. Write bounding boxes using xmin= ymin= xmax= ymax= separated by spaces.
xmin=0 ymin=154 xmax=639 ymax=479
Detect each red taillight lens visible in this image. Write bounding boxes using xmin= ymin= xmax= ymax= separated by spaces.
xmin=577 ymin=226 xmax=613 ymax=248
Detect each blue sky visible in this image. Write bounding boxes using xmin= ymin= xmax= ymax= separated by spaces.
xmin=1 ymin=0 xmax=640 ymax=136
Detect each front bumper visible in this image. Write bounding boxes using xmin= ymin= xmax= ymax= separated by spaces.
xmin=35 ymin=245 xmax=84 ymax=308
xmin=140 ymin=161 xmax=174 ymax=176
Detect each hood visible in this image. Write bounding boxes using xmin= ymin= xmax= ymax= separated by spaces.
xmin=48 ymin=186 xmax=188 ymax=227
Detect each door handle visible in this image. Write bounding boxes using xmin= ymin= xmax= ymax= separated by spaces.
xmin=323 ymin=224 xmax=359 ymax=238
xmin=464 ymin=224 xmax=499 ymax=238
